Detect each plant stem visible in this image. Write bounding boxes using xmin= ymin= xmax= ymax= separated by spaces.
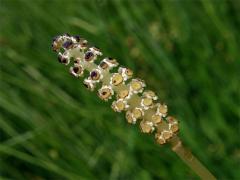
xmin=170 ymin=136 xmax=216 ymax=180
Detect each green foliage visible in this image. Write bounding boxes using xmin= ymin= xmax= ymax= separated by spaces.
xmin=0 ymin=0 xmax=239 ymax=179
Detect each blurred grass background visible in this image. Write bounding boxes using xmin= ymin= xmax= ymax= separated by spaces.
xmin=0 ymin=0 xmax=240 ymax=179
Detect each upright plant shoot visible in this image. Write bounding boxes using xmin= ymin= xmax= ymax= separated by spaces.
xmin=51 ymin=34 xmax=216 ymax=180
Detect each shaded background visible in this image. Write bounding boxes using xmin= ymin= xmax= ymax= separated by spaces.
xmin=0 ymin=0 xmax=240 ymax=179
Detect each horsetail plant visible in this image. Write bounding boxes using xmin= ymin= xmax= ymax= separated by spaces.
xmin=51 ymin=33 xmax=216 ymax=179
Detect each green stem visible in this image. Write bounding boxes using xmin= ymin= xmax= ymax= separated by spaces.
xmin=170 ymin=136 xmax=216 ymax=180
